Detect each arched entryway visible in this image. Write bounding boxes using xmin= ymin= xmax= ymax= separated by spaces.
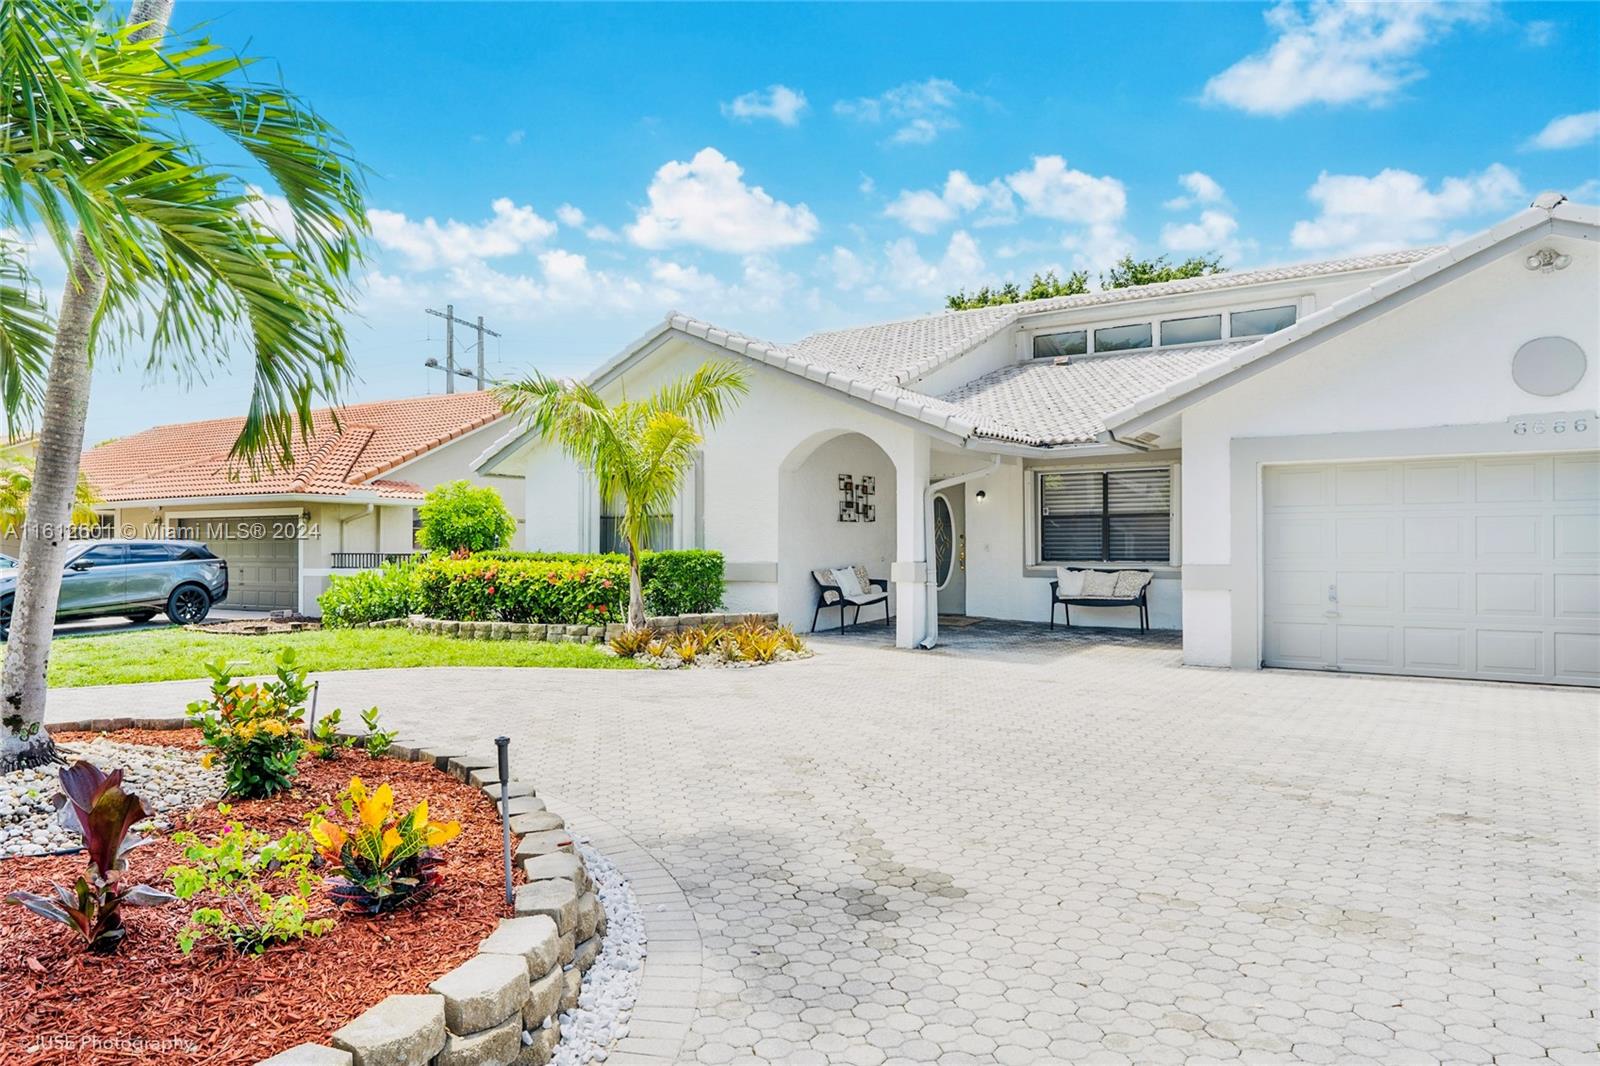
xmin=777 ymin=431 xmax=897 ymax=631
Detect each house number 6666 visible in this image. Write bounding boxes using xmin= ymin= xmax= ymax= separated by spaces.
xmin=1512 ymin=416 xmax=1589 ymax=435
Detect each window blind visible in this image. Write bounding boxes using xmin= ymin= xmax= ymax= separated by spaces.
xmin=1039 ymin=467 xmax=1171 ymax=563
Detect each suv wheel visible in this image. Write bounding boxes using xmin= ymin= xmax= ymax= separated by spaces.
xmin=167 ymin=584 xmax=211 ymax=625
xmin=0 ymin=595 xmax=10 ymax=640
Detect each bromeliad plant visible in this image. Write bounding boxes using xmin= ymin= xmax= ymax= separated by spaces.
xmin=310 ymin=777 xmax=461 ymax=914
xmin=6 ymin=761 xmax=174 ymax=953
xmin=186 ymin=651 xmax=310 ymax=797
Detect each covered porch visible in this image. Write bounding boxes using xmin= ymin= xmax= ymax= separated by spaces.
xmin=810 ymin=615 xmax=1181 ymax=666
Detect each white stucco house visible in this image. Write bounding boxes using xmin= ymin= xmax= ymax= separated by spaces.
xmin=80 ymin=391 xmax=523 ymax=614
xmin=477 ymin=195 xmax=1599 ymax=687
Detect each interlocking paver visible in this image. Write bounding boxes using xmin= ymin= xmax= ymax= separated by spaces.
xmin=54 ymin=622 xmax=1598 ymax=1064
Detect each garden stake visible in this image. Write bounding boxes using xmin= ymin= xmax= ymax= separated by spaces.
xmin=306 ymin=680 xmax=320 ymax=739
xmin=496 ymin=735 xmax=513 ymax=906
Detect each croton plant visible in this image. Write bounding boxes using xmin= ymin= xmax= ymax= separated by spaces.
xmin=6 ymin=761 xmax=175 ymax=953
xmin=310 ymin=776 xmax=461 ymax=914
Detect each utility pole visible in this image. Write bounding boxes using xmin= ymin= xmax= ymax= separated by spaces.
xmin=425 ymin=305 xmax=502 ymax=391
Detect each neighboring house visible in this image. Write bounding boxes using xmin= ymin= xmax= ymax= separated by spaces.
xmin=477 ymin=195 xmax=1599 ymax=687
xmin=79 ymin=391 xmax=521 ymax=613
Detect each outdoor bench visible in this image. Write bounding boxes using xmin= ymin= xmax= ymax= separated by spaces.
xmin=811 ymin=565 xmax=890 ymax=631
xmin=1048 ymin=567 xmax=1153 ymax=632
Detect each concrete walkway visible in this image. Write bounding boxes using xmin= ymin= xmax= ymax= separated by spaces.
xmin=47 ymin=638 xmax=1599 ymax=1065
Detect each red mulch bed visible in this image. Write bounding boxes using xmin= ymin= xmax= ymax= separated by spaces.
xmin=0 ymin=729 xmax=519 ymax=1065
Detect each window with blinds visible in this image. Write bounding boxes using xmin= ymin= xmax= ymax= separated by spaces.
xmin=1038 ymin=467 xmax=1171 ymax=562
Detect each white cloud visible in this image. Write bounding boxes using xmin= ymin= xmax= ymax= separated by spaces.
xmin=1005 ymin=156 xmax=1127 ymax=227
xmin=835 ymin=78 xmax=971 ymax=145
xmin=883 ymin=170 xmax=1014 ymax=233
xmin=858 ymin=174 xmax=876 ymax=195
xmin=1290 ymin=163 xmax=1525 ymax=255
xmin=1164 ymin=171 xmax=1227 ymax=210
xmin=881 ymin=230 xmax=987 ymax=296
xmin=721 ymin=84 xmax=808 ymax=126
xmin=1162 ymin=210 xmax=1242 ymax=255
xmin=1569 ymin=177 xmax=1600 ymax=203
xmin=368 ymin=198 xmax=557 ymax=269
xmin=506 ymin=129 xmax=526 ymax=146
xmin=626 ymin=147 xmax=819 ymax=254
xmin=1523 ymin=19 xmax=1555 ymax=46
xmin=824 ymin=246 xmax=870 ymax=291
xmin=555 ymin=204 xmax=586 ymax=228
xmin=1524 ymin=110 xmax=1600 ymax=150
xmin=1203 ymin=1 xmax=1487 ymax=116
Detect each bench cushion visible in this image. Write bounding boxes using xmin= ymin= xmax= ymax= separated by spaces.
xmin=1054 ymin=568 xmax=1086 ymax=597
xmin=1112 ymin=570 xmax=1152 ymax=598
xmin=1081 ymin=570 xmax=1119 ymax=597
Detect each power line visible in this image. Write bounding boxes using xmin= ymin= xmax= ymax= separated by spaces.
xmin=423 ymin=304 xmax=502 ymax=392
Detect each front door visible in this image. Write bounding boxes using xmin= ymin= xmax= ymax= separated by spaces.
xmin=934 ymin=491 xmax=966 ymax=615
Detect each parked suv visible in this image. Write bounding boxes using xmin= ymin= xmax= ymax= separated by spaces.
xmin=0 ymin=539 xmax=229 ymax=637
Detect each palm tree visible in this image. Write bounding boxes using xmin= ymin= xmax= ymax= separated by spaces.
xmin=0 ymin=451 xmax=100 ymax=539
xmin=496 ymin=362 xmax=748 ymax=629
xmin=0 ymin=0 xmax=368 ymax=770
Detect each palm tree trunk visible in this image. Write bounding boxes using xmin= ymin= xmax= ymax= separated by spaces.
xmin=0 ymin=0 xmax=172 ymax=773
xmin=627 ymin=537 xmax=646 ymax=630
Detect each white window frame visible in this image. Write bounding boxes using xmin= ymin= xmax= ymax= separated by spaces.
xmin=1017 ymin=296 xmax=1308 ymax=362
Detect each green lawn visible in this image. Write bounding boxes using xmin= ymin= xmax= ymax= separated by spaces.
xmin=48 ymin=625 xmax=638 ymax=687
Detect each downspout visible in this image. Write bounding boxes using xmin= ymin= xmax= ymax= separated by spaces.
xmin=919 ymin=455 xmax=1001 ymax=650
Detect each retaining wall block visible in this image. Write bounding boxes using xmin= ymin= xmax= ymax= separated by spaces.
xmin=434 ymin=1014 xmax=521 ymax=1066
xmin=559 ymin=968 xmax=581 ymax=1013
xmin=513 ymin=879 xmax=579 ymax=934
xmin=513 ymin=1020 xmax=560 ymax=1066
xmin=255 ymin=1044 xmax=353 ymax=1066
xmin=478 ymin=915 xmax=561 ymax=978
xmin=571 ymin=936 xmax=600 ymax=974
xmin=429 ymin=954 xmax=531 ymax=1035
xmin=521 ymin=965 xmax=563 ymax=1028
xmin=330 ymin=993 xmax=446 ymax=1066
xmin=513 ymin=829 xmax=574 ymax=862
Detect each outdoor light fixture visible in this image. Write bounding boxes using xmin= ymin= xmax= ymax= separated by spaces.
xmin=1524 ymin=247 xmax=1572 ymax=273
xmin=975 ymin=490 xmax=987 ymax=501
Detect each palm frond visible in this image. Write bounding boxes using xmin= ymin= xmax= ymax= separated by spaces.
xmin=651 ymin=361 xmax=748 ymax=429
xmin=0 ymin=240 xmax=53 ymax=438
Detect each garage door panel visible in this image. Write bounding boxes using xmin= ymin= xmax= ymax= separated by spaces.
xmin=1263 ymin=454 xmax=1599 ymax=686
xmin=1403 ymin=461 xmax=1469 ymax=504
xmin=1263 ymin=621 xmax=1327 ymax=666
xmin=1335 ymin=516 xmax=1396 ymax=557
xmin=1476 ymin=629 xmax=1543 ymax=676
xmin=1404 ymin=572 xmax=1467 ymax=613
xmin=174 ymin=518 xmax=298 ymax=611
xmin=1403 ymin=627 xmax=1467 ymax=672
xmin=1554 ymin=632 xmax=1600 ymax=681
xmin=1336 ymin=624 xmax=1398 ymax=669
xmin=1475 ymin=572 xmax=1541 ymax=615
xmin=1336 ymin=464 xmax=1395 ymax=506
xmin=1336 ymin=571 xmax=1396 ymax=611
xmin=1476 ymin=458 xmax=1544 ymax=502
xmin=1552 ymin=455 xmax=1599 ymax=501
xmin=1404 ymin=516 xmax=1466 ymax=558
xmin=1553 ymin=513 xmax=1599 ymax=560
xmin=1476 ymin=515 xmax=1542 ymax=559
xmin=1553 ymin=573 xmax=1600 ymax=618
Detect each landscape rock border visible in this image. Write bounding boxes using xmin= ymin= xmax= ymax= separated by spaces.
xmin=44 ymin=718 xmax=609 ymax=1066
xmin=355 ymin=612 xmax=780 ymax=647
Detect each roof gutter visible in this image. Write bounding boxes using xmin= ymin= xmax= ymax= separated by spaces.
xmin=919 ymin=455 xmax=1001 ymax=651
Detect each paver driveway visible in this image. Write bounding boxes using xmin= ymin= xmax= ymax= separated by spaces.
xmin=50 ymin=629 xmax=1599 ymax=1065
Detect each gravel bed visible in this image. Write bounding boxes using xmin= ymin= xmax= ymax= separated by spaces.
xmin=0 ymin=739 xmax=224 ymax=857
xmin=551 ymin=835 xmax=647 ymax=1065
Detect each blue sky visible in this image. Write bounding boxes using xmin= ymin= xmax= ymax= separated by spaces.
xmin=80 ymin=0 xmax=1600 ymax=443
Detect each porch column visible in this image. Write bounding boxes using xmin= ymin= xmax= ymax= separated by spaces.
xmin=890 ymin=433 xmax=931 ymax=649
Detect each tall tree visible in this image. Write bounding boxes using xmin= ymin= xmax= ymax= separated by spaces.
xmin=0 ymin=0 xmax=368 ymax=770
xmin=1100 ymin=254 xmax=1226 ymax=289
xmin=946 ymin=270 xmax=1089 ymax=310
xmin=496 ymin=363 xmax=748 ymax=629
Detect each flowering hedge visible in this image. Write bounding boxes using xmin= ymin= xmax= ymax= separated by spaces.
xmin=410 ymin=556 xmax=629 ymax=625
xmin=477 ymin=549 xmax=724 ymax=616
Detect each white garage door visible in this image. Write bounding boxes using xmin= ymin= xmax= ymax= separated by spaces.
xmin=174 ymin=520 xmax=299 ymax=611
xmin=1262 ymin=453 xmax=1600 ymax=686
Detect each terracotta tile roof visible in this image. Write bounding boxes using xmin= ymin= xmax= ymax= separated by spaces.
xmin=81 ymin=391 xmax=506 ymax=503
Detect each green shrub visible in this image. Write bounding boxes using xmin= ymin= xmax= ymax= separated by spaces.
xmin=411 ymin=555 xmax=628 ymax=625
xmin=185 ymin=652 xmax=309 ymax=799
xmin=417 ymin=480 xmax=516 ymax=554
xmin=476 ymin=549 xmax=724 ymax=616
xmin=168 ymin=822 xmax=334 ymax=955
xmin=318 ymin=562 xmax=416 ymax=628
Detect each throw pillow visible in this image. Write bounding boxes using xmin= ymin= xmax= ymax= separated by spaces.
xmin=1055 ymin=568 xmax=1086 ymax=596
xmin=813 ymin=569 xmax=840 ymax=603
xmin=833 ymin=566 xmax=866 ymax=598
xmin=851 ymin=565 xmax=874 ymax=593
xmin=1081 ymin=570 xmax=1119 ymax=597
xmin=1113 ymin=570 xmax=1152 ymax=598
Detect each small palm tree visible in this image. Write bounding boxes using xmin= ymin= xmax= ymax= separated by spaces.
xmin=0 ymin=0 xmax=368 ymax=770
xmin=496 ymin=362 xmax=748 ymax=629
